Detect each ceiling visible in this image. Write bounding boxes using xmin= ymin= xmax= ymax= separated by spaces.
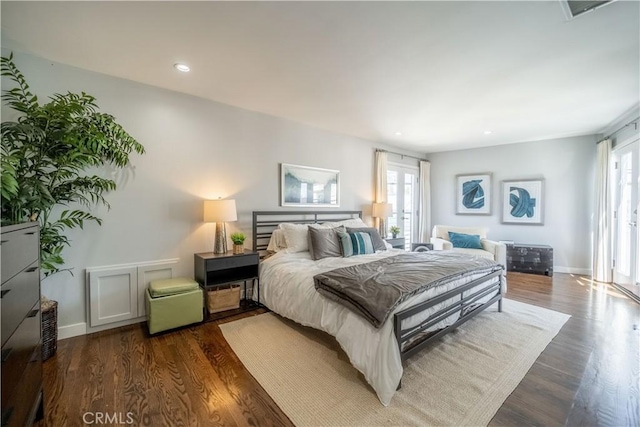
xmin=1 ymin=1 xmax=638 ymax=152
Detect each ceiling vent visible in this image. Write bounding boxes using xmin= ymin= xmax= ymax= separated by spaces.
xmin=560 ymin=0 xmax=617 ymax=19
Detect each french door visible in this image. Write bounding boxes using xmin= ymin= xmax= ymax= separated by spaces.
xmin=386 ymin=163 xmax=419 ymax=250
xmin=613 ymin=139 xmax=639 ymax=286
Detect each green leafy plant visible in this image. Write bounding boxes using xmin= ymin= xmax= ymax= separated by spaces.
xmin=389 ymin=226 xmax=400 ymax=236
xmin=1 ymin=53 xmax=145 ymax=276
xmin=230 ymin=232 xmax=246 ymax=245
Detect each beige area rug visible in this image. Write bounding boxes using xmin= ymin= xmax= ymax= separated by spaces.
xmin=220 ymin=299 xmax=570 ymax=426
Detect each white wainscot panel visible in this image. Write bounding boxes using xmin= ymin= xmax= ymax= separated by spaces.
xmin=89 ymin=267 xmax=137 ymax=327
xmin=137 ymin=263 xmax=175 ymax=317
xmin=87 ymin=259 xmax=178 ymax=331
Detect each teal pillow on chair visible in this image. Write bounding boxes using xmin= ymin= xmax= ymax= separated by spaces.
xmin=448 ymin=231 xmax=483 ymax=249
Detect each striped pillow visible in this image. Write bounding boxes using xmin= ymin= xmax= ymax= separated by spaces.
xmin=337 ymin=231 xmax=375 ymax=257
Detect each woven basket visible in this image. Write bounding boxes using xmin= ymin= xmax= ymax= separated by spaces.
xmin=206 ymin=285 xmax=241 ymax=314
xmin=41 ymin=298 xmax=58 ymax=361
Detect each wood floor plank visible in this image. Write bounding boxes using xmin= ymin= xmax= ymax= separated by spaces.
xmin=35 ymin=273 xmax=639 ymax=426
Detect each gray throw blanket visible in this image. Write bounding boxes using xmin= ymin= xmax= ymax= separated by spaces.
xmin=314 ymin=252 xmax=503 ymax=328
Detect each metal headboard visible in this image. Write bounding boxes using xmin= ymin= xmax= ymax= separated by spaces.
xmin=252 ymin=210 xmax=363 ymax=256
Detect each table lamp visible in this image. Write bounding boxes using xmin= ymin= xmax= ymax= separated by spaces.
xmin=372 ymin=202 xmax=392 ymax=238
xmin=204 ymin=199 xmax=238 ymax=254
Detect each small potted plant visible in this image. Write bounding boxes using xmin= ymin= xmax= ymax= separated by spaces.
xmin=231 ymin=232 xmax=246 ymax=254
xmin=389 ymin=226 xmax=400 ymax=239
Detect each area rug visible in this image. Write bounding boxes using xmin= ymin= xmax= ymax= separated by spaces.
xmin=219 ymin=299 xmax=570 ymax=426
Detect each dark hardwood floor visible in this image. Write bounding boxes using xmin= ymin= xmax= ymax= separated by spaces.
xmin=37 ymin=273 xmax=639 ymax=426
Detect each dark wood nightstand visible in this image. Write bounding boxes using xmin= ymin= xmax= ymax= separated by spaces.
xmin=385 ymin=237 xmax=406 ymax=249
xmin=194 ymin=251 xmax=260 ymax=320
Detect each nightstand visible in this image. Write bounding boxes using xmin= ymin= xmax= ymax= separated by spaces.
xmin=385 ymin=237 xmax=406 ymax=249
xmin=194 ymin=251 xmax=260 ymax=320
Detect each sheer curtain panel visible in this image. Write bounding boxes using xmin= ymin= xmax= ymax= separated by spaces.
xmin=374 ymin=151 xmax=388 ymax=230
xmin=593 ymin=139 xmax=612 ymax=282
xmin=418 ymin=160 xmax=431 ymax=242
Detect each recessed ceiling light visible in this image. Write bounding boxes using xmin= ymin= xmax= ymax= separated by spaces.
xmin=483 ymin=130 xmax=492 ymax=135
xmin=174 ymin=63 xmax=190 ymax=73
xmin=395 ymin=131 xmax=403 ymax=136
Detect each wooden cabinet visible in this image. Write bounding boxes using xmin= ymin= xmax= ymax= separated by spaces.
xmin=1 ymin=222 xmax=43 ymax=427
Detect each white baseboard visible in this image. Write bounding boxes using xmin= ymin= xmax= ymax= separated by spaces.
xmin=85 ymin=316 xmax=146 ymax=335
xmin=554 ymin=266 xmax=592 ymax=276
xmin=58 ymin=322 xmax=87 ymax=340
xmin=58 ymin=317 xmax=147 ymax=340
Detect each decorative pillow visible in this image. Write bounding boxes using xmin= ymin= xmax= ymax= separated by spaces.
xmin=337 ymin=231 xmax=375 ymax=257
xmin=266 ymin=229 xmax=287 ymax=252
xmin=308 ymin=225 xmax=345 ymax=260
xmin=321 ymin=218 xmax=367 ymax=229
xmin=346 ymin=227 xmax=387 ymax=252
xmin=279 ymin=223 xmax=309 ymax=253
xmin=448 ymin=231 xmax=483 ymax=249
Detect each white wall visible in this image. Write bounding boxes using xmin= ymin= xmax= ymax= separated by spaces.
xmin=2 ymin=51 xmax=422 ymax=330
xmin=427 ymin=135 xmax=598 ymax=273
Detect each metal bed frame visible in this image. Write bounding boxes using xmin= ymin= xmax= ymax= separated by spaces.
xmin=252 ymin=210 xmax=363 ymax=254
xmin=252 ymin=210 xmax=503 ymax=385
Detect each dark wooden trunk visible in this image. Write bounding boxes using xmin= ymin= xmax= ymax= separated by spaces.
xmin=507 ymin=243 xmax=553 ymax=276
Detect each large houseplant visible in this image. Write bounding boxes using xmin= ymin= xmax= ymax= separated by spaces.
xmin=1 ymin=53 xmax=145 ymax=359
xmin=1 ymin=53 xmax=145 ymax=276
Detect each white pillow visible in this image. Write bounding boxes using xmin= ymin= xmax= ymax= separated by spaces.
xmin=266 ymin=229 xmax=287 ymax=252
xmin=279 ymin=223 xmax=309 ymax=253
xmin=321 ymin=218 xmax=367 ymax=229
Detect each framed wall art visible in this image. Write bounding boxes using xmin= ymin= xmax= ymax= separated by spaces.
xmin=456 ymin=173 xmax=492 ymax=215
xmin=501 ymin=179 xmax=544 ymax=225
xmin=280 ymin=163 xmax=340 ymax=207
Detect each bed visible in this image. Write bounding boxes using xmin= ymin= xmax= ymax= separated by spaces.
xmin=252 ymin=210 xmax=504 ymax=406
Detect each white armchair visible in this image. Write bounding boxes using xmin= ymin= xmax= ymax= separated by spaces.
xmin=430 ymin=225 xmax=506 ymax=274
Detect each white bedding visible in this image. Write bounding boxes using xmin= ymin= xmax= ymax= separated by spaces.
xmin=257 ymin=249 xmax=502 ymax=406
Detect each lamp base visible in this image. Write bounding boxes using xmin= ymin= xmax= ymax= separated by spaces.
xmin=379 ymin=218 xmax=387 ymax=239
xmin=214 ymin=222 xmax=228 ymax=254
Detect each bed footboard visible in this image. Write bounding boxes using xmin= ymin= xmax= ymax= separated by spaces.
xmin=393 ymin=269 xmax=503 ymax=368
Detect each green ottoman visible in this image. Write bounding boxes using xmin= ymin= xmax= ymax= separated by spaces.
xmin=146 ymin=277 xmax=203 ymax=334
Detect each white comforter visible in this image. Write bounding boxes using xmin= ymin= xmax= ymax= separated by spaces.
xmin=257 ymin=249 xmax=502 ymax=406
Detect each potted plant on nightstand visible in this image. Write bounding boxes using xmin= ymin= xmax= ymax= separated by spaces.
xmin=231 ymin=232 xmax=246 ymax=254
xmin=389 ymin=226 xmax=400 ymax=239
xmin=1 ymin=53 xmax=145 ymax=360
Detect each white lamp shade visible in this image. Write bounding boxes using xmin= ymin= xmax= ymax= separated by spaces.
xmin=204 ymin=199 xmax=237 ymax=222
xmin=372 ymin=202 xmax=392 ymax=218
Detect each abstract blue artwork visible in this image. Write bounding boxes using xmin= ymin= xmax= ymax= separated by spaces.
xmin=509 ymin=187 xmax=536 ymax=217
xmin=502 ymin=179 xmax=544 ymax=224
xmin=456 ymin=174 xmax=491 ymax=215
xmin=462 ymin=180 xmax=485 ymax=209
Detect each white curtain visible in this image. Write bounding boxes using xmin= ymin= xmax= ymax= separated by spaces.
xmin=375 ymin=150 xmax=388 ymax=203
xmin=593 ymin=139 xmax=612 ymax=282
xmin=418 ymin=160 xmax=431 ymax=242
xmin=374 ymin=151 xmax=388 ymax=230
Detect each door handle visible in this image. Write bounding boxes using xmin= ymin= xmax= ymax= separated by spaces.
xmin=629 ymin=221 xmax=637 ymax=227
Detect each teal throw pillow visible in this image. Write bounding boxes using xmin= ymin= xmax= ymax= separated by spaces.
xmin=448 ymin=231 xmax=483 ymax=249
xmin=337 ymin=231 xmax=375 ymax=257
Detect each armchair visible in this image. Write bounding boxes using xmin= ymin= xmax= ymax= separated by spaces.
xmin=430 ymin=225 xmax=506 ymax=274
